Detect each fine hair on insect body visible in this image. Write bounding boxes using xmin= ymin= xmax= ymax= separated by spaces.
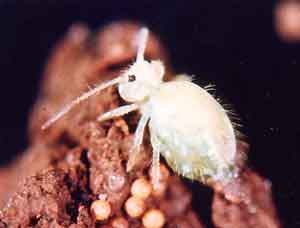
xmin=42 ymin=27 xmax=238 ymax=189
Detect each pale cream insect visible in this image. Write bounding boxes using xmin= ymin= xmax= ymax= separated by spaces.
xmin=42 ymin=27 xmax=237 ymax=188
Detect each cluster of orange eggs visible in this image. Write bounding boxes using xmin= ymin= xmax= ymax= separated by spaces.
xmin=90 ymin=164 xmax=170 ymax=228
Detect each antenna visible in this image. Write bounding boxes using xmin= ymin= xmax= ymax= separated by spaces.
xmin=136 ymin=27 xmax=149 ymax=62
xmin=41 ymin=76 xmax=122 ymax=130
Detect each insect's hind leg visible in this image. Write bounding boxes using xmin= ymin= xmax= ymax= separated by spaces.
xmin=126 ymin=114 xmax=150 ymax=172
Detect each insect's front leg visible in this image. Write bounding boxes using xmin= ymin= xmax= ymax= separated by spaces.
xmin=97 ymin=103 xmax=139 ymax=122
xmin=126 ymin=114 xmax=150 ymax=172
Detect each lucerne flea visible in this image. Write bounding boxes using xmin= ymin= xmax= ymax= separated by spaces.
xmin=42 ymin=27 xmax=237 ymax=188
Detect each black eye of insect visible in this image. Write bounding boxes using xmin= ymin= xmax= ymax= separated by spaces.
xmin=128 ymin=75 xmax=136 ymax=82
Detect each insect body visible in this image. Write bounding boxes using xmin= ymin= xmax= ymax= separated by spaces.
xmin=42 ymin=27 xmax=237 ymax=187
xmin=147 ymin=81 xmax=236 ymax=182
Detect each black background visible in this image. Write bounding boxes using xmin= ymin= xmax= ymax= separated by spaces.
xmin=0 ymin=0 xmax=299 ymax=227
